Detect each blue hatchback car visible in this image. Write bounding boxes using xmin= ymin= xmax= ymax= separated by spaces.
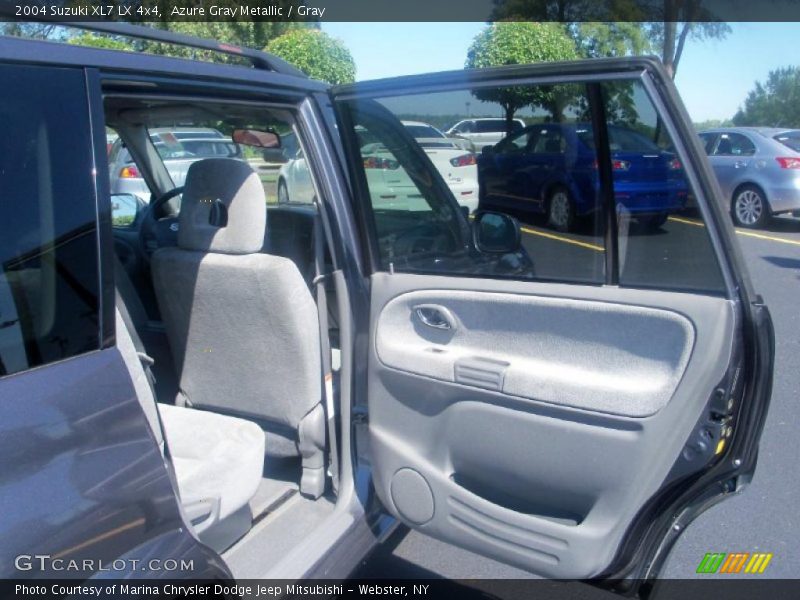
xmin=478 ymin=123 xmax=689 ymax=231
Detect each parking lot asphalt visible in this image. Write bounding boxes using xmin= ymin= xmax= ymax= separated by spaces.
xmin=354 ymin=214 xmax=800 ymax=584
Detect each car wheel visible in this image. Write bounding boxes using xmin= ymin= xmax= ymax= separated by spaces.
xmin=547 ymin=187 xmax=574 ymax=232
xmin=277 ymin=178 xmax=290 ymax=204
xmin=732 ymin=185 xmax=770 ymax=229
xmin=638 ymin=213 xmax=668 ymax=231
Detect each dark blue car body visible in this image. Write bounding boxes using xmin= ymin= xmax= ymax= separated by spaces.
xmin=477 ymin=123 xmax=689 ymax=223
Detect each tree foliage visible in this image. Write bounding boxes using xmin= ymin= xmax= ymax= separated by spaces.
xmin=733 ymin=67 xmax=800 ymax=128
xmin=569 ymin=22 xmax=651 ymax=58
xmin=266 ymin=29 xmax=356 ymax=84
xmin=67 ymin=32 xmax=134 ymax=51
xmin=465 ymin=22 xmax=579 ymax=130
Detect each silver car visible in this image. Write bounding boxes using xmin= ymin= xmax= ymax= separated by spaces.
xmin=698 ymin=127 xmax=800 ymax=228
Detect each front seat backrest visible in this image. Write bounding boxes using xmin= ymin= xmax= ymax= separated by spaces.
xmin=151 ymin=159 xmax=325 ymax=497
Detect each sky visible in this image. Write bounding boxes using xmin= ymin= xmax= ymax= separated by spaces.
xmin=323 ymin=22 xmax=799 ymax=123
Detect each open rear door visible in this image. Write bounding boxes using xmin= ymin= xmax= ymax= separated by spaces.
xmin=331 ymin=58 xmax=773 ymax=592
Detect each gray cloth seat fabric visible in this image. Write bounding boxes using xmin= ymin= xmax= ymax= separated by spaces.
xmin=114 ymin=304 xmax=265 ymax=550
xmin=158 ymin=403 xmax=265 ymax=522
xmin=150 ymin=158 xmax=325 ymax=498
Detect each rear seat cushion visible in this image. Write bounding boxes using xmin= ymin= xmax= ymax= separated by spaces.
xmin=159 ymin=403 xmax=265 ymax=521
xmin=116 ymin=290 xmax=266 ymax=534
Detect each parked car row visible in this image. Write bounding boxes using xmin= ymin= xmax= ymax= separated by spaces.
xmin=109 ymin=120 xmax=800 ymax=232
xmin=467 ymin=121 xmax=800 ymax=232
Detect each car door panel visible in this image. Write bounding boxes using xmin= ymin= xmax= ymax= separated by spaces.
xmin=367 ymin=272 xmax=733 ymax=578
xmin=331 ymin=58 xmax=773 ymax=588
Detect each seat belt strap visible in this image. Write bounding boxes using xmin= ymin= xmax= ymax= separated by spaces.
xmin=314 ymin=205 xmax=340 ymax=494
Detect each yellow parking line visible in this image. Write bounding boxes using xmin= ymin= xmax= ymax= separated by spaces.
xmin=668 ymin=216 xmax=705 ymax=227
xmin=735 ymin=229 xmax=800 ymax=246
xmin=520 ymin=226 xmax=604 ymax=252
xmin=668 ymin=216 xmax=800 ymax=247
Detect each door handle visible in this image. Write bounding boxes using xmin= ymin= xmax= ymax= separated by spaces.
xmin=413 ymin=304 xmax=456 ymax=331
xmin=734 ymin=161 xmax=747 ymax=169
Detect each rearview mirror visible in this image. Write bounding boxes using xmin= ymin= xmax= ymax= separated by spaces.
xmin=232 ymin=128 xmax=281 ymax=149
xmin=473 ymin=211 xmax=521 ymax=254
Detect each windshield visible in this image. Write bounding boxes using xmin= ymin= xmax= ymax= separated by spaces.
xmin=404 ymin=124 xmax=445 ymax=139
xmin=774 ymin=131 xmax=800 ymax=152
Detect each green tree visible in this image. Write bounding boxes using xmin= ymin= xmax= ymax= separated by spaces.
xmin=266 ymin=29 xmax=356 ymax=84
xmin=569 ymin=22 xmax=652 ymax=58
xmin=465 ymin=22 xmax=579 ymax=131
xmin=693 ymin=118 xmax=734 ymax=130
xmin=141 ymin=21 xmax=314 ymax=63
xmin=733 ymin=67 xmax=800 ymax=128
xmin=67 ymin=32 xmax=133 ymax=51
xmin=0 ymin=23 xmax=62 ymax=40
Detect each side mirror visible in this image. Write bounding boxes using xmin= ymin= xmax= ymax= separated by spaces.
xmin=232 ymin=128 xmax=281 ymax=149
xmin=473 ymin=211 xmax=521 ymax=254
xmin=110 ymin=193 xmax=142 ymax=228
xmin=262 ymin=147 xmax=289 ymax=164
xmin=481 ymin=145 xmax=494 ymax=156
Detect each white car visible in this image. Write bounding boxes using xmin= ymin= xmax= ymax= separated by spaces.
xmin=446 ymin=117 xmax=527 ymax=150
xmin=277 ymin=121 xmax=479 ymax=214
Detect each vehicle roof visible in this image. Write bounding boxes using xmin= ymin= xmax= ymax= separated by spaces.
xmin=150 ymin=127 xmax=224 ymax=134
xmin=699 ymin=126 xmax=800 ymax=137
xmin=466 ymin=117 xmax=525 ymax=121
xmin=517 ymin=122 xmax=635 ymax=131
xmin=0 ymin=33 xmax=328 ymax=97
xmin=401 ymin=120 xmax=437 ymax=127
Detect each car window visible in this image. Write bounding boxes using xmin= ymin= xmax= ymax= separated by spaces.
xmin=496 ymin=128 xmax=531 ymax=152
xmin=774 ymin=131 xmax=800 ymax=152
xmin=713 ymin=132 xmax=756 ymax=156
xmin=530 ymin=127 xmax=567 ymax=154
xmin=339 ymin=77 xmax=725 ymax=295
xmin=0 ymin=64 xmax=100 ymax=377
xmin=475 ymin=119 xmax=509 ymax=133
xmin=698 ymin=132 xmax=717 ymax=155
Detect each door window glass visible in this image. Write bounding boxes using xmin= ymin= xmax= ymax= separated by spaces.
xmin=338 ymin=76 xmax=726 ymax=294
xmin=0 ymin=65 xmax=100 ymax=377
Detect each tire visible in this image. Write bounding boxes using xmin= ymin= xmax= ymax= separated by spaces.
xmin=277 ymin=178 xmax=290 ymax=204
xmin=731 ymin=184 xmax=770 ymax=229
xmin=638 ymin=213 xmax=668 ymax=231
xmin=547 ymin=186 xmax=575 ymax=232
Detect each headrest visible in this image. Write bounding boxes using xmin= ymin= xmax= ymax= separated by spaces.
xmin=178 ymin=158 xmax=266 ymax=254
